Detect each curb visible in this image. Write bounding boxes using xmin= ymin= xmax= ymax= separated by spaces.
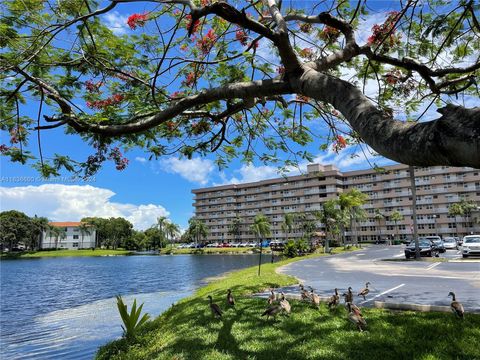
xmin=374 ymin=301 xmax=452 ymax=313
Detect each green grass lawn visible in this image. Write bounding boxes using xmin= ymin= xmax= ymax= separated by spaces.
xmin=97 ymin=246 xmax=479 ymax=360
xmin=1 ymin=249 xmax=133 ymax=258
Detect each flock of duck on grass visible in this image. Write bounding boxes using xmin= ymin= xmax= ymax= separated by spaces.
xmin=207 ymin=284 xmax=465 ymax=332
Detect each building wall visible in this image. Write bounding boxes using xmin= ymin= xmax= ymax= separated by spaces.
xmin=41 ymin=226 xmax=96 ymax=250
xmin=192 ymin=164 xmax=480 ymax=243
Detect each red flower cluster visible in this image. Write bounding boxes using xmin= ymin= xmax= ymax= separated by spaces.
xmin=296 ymin=94 xmax=310 ymax=102
xmin=9 ymin=126 xmax=26 ymax=144
xmin=250 ymin=40 xmax=259 ymax=49
xmin=186 ymin=15 xmax=200 ymax=35
xmin=86 ymin=94 xmax=124 ymax=110
xmin=298 ymin=47 xmax=314 ymax=59
xmin=0 ymin=144 xmax=10 ymax=154
xmin=197 ymin=29 xmax=217 ymax=54
xmin=367 ymin=11 xmax=401 ymax=50
xmin=277 ymin=66 xmax=285 ymax=74
xmin=299 ymin=23 xmax=312 ymax=33
xmin=333 ymin=135 xmax=347 ymax=153
xmin=191 ymin=120 xmax=211 ymax=135
xmin=233 ymin=113 xmax=243 ymax=122
xmin=235 ymin=29 xmax=248 ymax=46
xmin=108 ymin=147 xmax=129 ymax=171
xmin=170 ymin=91 xmax=185 ymax=98
xmin=85 ymin=80 xmax=102 ymax=93
xmin=183 ymin=72 xmax=197 ymax=87
xmin=319 ymin=26 xmax=341 ymax=42
xmin=127 ymin=13 xmax=149 ymax=30
xmin=385 ymin=69 xmax=402 ymax=85
xmin=165 ymin=121 xmax=176 ymax=131
xmin=200 ymin=0 xmax=210 ymax=6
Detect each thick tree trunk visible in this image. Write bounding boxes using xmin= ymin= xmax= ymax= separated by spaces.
xmin=294 ymin=68 xmax=480 ymax=168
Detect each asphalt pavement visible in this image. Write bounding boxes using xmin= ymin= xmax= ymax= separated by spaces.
xmin=276 ymin=245 xmax=480 ymax=313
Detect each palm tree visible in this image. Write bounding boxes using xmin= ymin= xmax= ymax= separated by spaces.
xmin=31 ymin=215 xmax=50 ymax=250
xmin=460 ymin=199 xmax=477 ymax=235
xmin=281 ymin=213 xmax=295 ymax=242
xmin=250 ymin=214 xmax=271 ymax=276
xmin=156 ymin=216 xmax=168 ymax=250
xmin=373 ymin=210 xmax=384 ymax=244
xmin=316 ymin=199 xmax=340 ymax=252
xmin=49 ymin=226 xmax=66 ymax=249
xmin=188 ymin=217 xmax=208 ymax=248
xmin=390 ymin=211 xmax=404 ymax=245
xmin=338 ymin=189 xmax=368 ymax=248
xmin=165 ymin=222 xmax=180 ymax=249
xmin=228 ymin=217 xmax=242 ymax=243
xmin=78 ymin=222 xmax=92 ymax=249
xmin=409 ymin=165 xmax=421 ymax=259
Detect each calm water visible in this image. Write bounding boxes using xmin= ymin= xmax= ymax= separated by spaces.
xmin=0 ymin=254 xmax=267 ymax=359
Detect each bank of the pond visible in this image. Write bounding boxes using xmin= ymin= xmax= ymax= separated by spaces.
xmin=1 ymin=249 xmax=133 ymax=258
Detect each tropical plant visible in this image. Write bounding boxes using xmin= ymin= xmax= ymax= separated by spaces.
xmin=2 ymin=1 xmax=479 ymax=179
xmin=337 ymin=189 xmax=368 ymax=247
xmin=315 ymin=200 xmax=341 ymax=251
xmin=116 ymin=296 xmax=150 ymax=339
xmin=448 ymin=203 xmax=464 ymax=240
xmin=281 ymin=213 xmax=295 ymax=242
xmin=373 ymin=209 xmax=384 ymax=244
xmin=250 ymin=214 xmax=271 ymax=276
xmin=228 ymin=217 xmax=242 ymax=243
xmin=78 ymin=222 xmax=92 ymax=249
xmin=188 ymin=217 xmax=208 ymax=248
xmin=156 ymin=216 xmax=168 ymax=250
xmin=30 ymin=215 xmax=50 ymax=250
xmin=165 ymin=221 xmax=181 ymax=249
xmin=390 ymin=211 xmax=404 ymax=244
xmin=0 ymin=210 xmax=33 ymax=250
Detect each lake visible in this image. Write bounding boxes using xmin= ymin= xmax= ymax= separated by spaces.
xmin=0 ymin=254 xmax=269 ymax=359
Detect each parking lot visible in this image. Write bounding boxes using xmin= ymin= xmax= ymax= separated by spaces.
xmin=278 ymin=245 xmax=480 ymax=312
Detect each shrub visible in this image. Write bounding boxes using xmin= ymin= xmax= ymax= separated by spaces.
xmin=116 ymin=296 xmax=150 ymax=339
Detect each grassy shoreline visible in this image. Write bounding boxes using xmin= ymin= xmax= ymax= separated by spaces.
xmin=1 ymin=249 xmax=133 ymax=259
xmin=97 ymin=246 xmax=479 ymax=360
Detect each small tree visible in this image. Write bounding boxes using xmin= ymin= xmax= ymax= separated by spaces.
xmin=448 ymin=203 xmax=464 ymax=239
xmin=281 ymin=213 xmax=295 ymax=242
xmin=188 ymin=217 xmax=208 ymax=247
xmin=390 ymin=211 xmax=404 ymax=245
xmin=373 ymin=210 xmax=384 ymax=244
xmin=165 ymin=222 xmax=180 ymax=249
xmin=228 ymin=217 xmax=242 ymax=243
xmin=250 ymin=214 xmax=271 ymax=276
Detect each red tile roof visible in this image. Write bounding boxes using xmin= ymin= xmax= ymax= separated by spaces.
xmin=49 ymin=222 xmax=89 ymax=227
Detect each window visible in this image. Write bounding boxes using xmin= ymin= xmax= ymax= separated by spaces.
xmin=72 ymin=242 xmax=79 ymax=247
xmin=73 ymin=235 xmax=79 ymax=239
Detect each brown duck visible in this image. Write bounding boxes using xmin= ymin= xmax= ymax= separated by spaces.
xmin=267 ymin=289 xmax=276 ymax=305
xmin=227 ymin=289 xmax=235 ymax=307
xmin=261 ymin=303 xmax=283 ymax=320
xmin=328 ymin=288 xmax=340 ymax=309
xmin=299 ymin=284 xmax=311 ymax=301
xmin=357 ymin=282 xmax=371 ymax=301
xmin=448 ymin=292 xmax=464 ymax=319
xmin=310 ymin=288 xmax=321 ymax=307
xmin=207 ymin=295 xmax=222 ymax=318
xmin=279 ymin=293 xmax=291 ymax=314
xmin=347 ymin=302 xmax=367 ymax=332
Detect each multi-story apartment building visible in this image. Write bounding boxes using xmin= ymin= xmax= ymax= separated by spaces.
xmin=192 ymin=164 xmax=480 ymax=244
xmin=41 ymin=222 xmax=96 ymax=250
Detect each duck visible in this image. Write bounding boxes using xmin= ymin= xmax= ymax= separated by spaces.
xmin=345 ymin=287 xmax=353 ymax=304
xmin=279 ymin=292 xmax=291 ymax=314
xmin=261 ymin=303 xmax=283 ymax=320
xmin=299 ymin=284 xmax=311 ymax=301
xmin=227 ymin=289 xmax=235 ymax=307
xmin=328 ymin=288 xmax=340 ymax=309
xmin=267 ymin=289 xmax=276 ymax=305
xmin=347 ymin=302 xmax=367 ymax=332
xmin=310 ymin=288 xmax=321 ymax=307
xmin=207 ymin=295 xmax=222 ymax=318
xmin=448 ymin=292 xmax=464 ymax=319
xmin=357 ymin=282 xmax=371 ymax=301
xmin=342 ymin=293 xmax=362 ymax=315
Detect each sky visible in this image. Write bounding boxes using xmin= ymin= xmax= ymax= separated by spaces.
xmin=1 ymin=1 xmax=476 ymax=231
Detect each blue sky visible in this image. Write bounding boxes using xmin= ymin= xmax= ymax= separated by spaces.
xmin=2 ymin=0 xmax=475 ymax=230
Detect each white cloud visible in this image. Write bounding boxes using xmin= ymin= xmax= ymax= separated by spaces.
xmin=216 ymin=163 xmax=303 ymax=185
xmin=159 ymin=157 xmax=214 ymax=185
xmin=103 ymin=11 xmax=129 ymax=35
xmin=0 ymin=184 xmax=169 ymax=230
xmin=135 ymin=156 xmax=147 ymax=163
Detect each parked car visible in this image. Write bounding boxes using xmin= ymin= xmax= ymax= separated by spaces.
xmin=270 ymin=240 xmax=286 ymax=250
xmin=230 ymin=242 xmax=242 ymax=248
xmin=221 ymin=243 xmax=231 ymax=248
xmin=424 ymin=236 xmax=445 ymax=253
xmin=461 ymin=235 xmax=480 ymax=258
xmin=246 ymin=242 xmax=257 ymax=247
xmin=442 ymin=237 xmax=458 ymax=250
xmin=404 ymin=238 xmax=439 ymax=259
xmin=206 ymin=242 xmax=219 ymax=248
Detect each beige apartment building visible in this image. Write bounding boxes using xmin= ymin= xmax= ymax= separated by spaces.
xmin=192 ymin=164 xmax=480 ymax=244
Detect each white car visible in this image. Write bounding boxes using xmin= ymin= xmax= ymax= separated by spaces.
xmin=461 ymin=235 xmax=480 ymax=258
xmin=442 ymin=237 xmax=458 ymax=250
xmin=206 ymin=243 xmax=220 ymax=248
